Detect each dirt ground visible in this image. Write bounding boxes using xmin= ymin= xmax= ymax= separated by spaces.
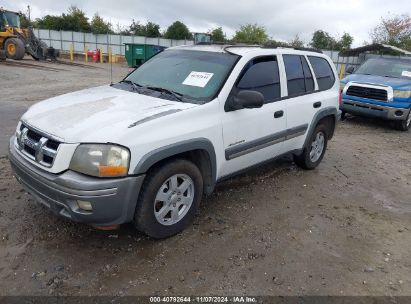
xmin=0 ymin=58 xmax=410 ymax=297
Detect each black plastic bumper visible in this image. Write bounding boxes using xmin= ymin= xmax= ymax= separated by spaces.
xmin=9 ymin=138 xmax=145 ymax=226
xmin=340 ymin=100 xmax=410 ymax=121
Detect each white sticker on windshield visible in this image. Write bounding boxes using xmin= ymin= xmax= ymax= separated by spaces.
xmin=402 ymin=71 xmax=411 ymax=78
xmin=182 ymin=71 xmax=214 ymax=88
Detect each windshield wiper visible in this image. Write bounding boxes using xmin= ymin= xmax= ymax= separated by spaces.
xmin=145 ymin=86 xmax=184 ymax=101
xmin=120 ymin=80 xmax=143 ymax=92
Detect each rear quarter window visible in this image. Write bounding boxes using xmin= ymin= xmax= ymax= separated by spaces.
xmin=308 ymin=56 xmax=335 ymax=91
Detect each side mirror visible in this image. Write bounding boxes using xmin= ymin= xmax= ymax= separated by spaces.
xmin=231 ymin=90 xmax=264 ymax=110
xmin=346 ymin=66 xmax=355 ymax=75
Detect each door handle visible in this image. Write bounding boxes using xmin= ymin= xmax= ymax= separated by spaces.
xmin=274 ymin=110 xmax=284 ymax=118
xmin=313 ymin=102 xmax=322 ymax=108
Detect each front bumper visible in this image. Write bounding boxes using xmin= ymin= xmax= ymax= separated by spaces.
xmin=340 ymin=99 xmax=410 ymax=121
xmin=9 ymin=137 xmax=145 ymax=226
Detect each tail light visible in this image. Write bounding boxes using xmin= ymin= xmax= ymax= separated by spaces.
xmin=339 ymin=90 xmax=343 ymax=106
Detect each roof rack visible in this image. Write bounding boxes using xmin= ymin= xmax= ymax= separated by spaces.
xmin=222 ymin=44 xmax=323 ymax=54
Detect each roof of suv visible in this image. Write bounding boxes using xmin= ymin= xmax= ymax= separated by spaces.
xmin=170 ymin=44 xmax=323 ymax=57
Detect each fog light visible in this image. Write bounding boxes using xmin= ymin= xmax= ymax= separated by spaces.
xmin=77 ymin=200 xmax=93 ymax=211
xmin=395 ymin=110 xmax=403 ymax=117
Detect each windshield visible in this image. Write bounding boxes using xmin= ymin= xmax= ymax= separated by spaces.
xmin=124 ymin=49 xmax=239 ymax=102
xmin=2 ymin=11 xmax=21 ymax=28
xmin=355 ymin=58 xmax=411 ymax=79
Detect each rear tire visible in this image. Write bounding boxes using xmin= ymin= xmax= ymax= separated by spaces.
xmin=395 ymin=110 xmax=411 ymax=131
xmin=294 ymin=124 xmax=328 ymax=170
xmin=5 ymin=38 xmax=25 ymax=60
xmin=133 ymin=159 xmax=203 ymax=239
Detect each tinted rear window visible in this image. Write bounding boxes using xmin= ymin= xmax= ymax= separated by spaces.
xmin=283 ymin=55 xmax=314 ymax=96
xmin=308 ymin=56 xmax=335 ymax=90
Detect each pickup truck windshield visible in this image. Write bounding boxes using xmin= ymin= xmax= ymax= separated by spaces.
xmin=355 ymin=58 xmax=411 ymax=79
xmin=124 ymin=50 xmax=239 ymax=102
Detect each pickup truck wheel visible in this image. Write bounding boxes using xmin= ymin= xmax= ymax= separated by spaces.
xmin=395 ymin=111 xmax=411 ymax=131
xmin=133 ymin=159 xmax=203 ymax=239
xmin=294 ymin=124 xmax=328 ymax=170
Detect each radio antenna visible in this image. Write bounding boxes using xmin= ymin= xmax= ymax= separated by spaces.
xmin=109 ymin=20 xmax=113 ymax=85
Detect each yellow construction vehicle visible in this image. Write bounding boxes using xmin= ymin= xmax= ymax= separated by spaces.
xmin=0 ymin=8 xmax=58 ymax=60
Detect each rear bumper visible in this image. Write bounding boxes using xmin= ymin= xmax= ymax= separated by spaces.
xmin=9 ymin=136 xmax=145 ymax=226
xmin=340 ymin=99 xmax=410 ymax=121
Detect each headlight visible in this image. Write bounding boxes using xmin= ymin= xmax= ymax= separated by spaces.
xmin=69 ymin=144 xmax=130 ymax=177
xmin=393 ymin=90 xmax=411 ymax=99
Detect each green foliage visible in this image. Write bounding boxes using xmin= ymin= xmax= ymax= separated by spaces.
xmin=310 ymin=30 xmax=353 ymax=50
xmin=129 ymin=20 xmax=145 ymax=36
xmin=211 ymin=27 xmax=225 ymax=42
xmin=310 ymin=30 xmax=335 ymax=50
xmin=144 ymin=22 xmax=161 ymax=37
xmin=35 ymin=6 xmax=91 ymax=31
xmin=128 ymin=20 xmax=161 ymax=37
xmin=35 ymin=15 xmax=62 ymax=30
xmin=19 ymin=14 xmax=33 ymax=28
xmin=370 ymin=14 xmax=411 ymax=50
xmin=233 ymin=24 xmax=268 ymax=44
xmin=288 ymin=34 xmax=305 ymax=48
xmin=337 ymin=33 xmax=353 ymax=50
xmin=90 ymin=13 xmax=112 ymax=34
xmin=62 ymin=6 xmax=91 ymax=32
xmin=164 ymin=21 xmax=192 ymax=40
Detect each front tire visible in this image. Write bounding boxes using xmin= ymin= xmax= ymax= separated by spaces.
xmin=294 ymin=124 xmax=328 ymax=170
xmin=395 ymin=110 xmax=411 ymax=131
xmin=5 ymin=38 xmax=25 ymax=60
xmin=134 ymin=159 xmax=203 ymax=239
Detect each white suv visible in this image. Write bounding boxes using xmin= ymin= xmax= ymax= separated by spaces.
xmin=9 ymin=45 xmax=339 ymax=238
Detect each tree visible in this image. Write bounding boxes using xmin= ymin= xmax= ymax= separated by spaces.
xmin=128 ymin=20 xmax=161 ymax=37
xmin=211 ymin=27 xmax=225 ymax=42
xmin=310 ymin=30 xmax=353 ymax=50
xmin=36 ymin=15 xmax=63 ymax=30
xmin=337 ymin=33 xmax=353 ymax=50
xmin=20 ymin=14 xmax=33 ymax=28
xmin=164 ymin=21 xmax=192 ymax=40
xmin=35 ymin=6 xmax=91 ymax=31
xmin=144 ymin=22 xmax=161 ymax=37
xmin=310 ymin=30 xmax=336 ymax=50
xmin=370 ymin=14 xmax=411 ymax=50
xmin=232 ymin=24 xmax=268 ymax=44
xmin=129 ymin=20 xmax=146 ymax=36
xmin=90 ymin=13 xmax=112 ymax=34
xmin=289 ymin=34 xmax=305 ymax=48
xmin=61 ymin=6 xmax=91 ymax=32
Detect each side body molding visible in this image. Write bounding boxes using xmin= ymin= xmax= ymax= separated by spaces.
xmin=133 ymin=138 xmax=217 ymax=194
xmin=303 ymin=107 xmax=338 ymax=150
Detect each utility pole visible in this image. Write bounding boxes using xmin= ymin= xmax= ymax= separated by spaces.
xmin=27 ymin=5 xmax=31 ymax=21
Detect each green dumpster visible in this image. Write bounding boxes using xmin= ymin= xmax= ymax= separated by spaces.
xmin=124 ymin=44 xmax=166 ymax=67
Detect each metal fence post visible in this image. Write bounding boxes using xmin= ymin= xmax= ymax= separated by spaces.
xmin=60 ymin=30 xmax=63 ymax=51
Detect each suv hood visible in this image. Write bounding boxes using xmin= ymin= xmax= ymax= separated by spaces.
xmin=342 ymin=74 xmax=411 ymax=90
xmin=21 ymin=85 xmax=198 ymax=143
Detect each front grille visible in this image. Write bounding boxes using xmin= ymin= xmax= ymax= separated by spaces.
xmin=16 ymin=123 xmax=61 ymax=167
xmin=346 ymin=85 xmax=388 ymax=101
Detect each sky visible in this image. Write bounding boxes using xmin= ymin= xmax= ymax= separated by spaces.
xmin=2 ymin=0 xmax=410 ymax=46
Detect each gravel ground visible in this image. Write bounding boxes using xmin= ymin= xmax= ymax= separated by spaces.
xmin=0 ymin=59 xmax=410 ymax=296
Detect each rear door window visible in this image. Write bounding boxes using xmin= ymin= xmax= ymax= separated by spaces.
xmin=308 ymin=56 xmax=335 ymax=90
xmin=236 ymin=56 xmax=281 ymax=103
xmin=283 ymin=55 xmax=314 ymax=97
